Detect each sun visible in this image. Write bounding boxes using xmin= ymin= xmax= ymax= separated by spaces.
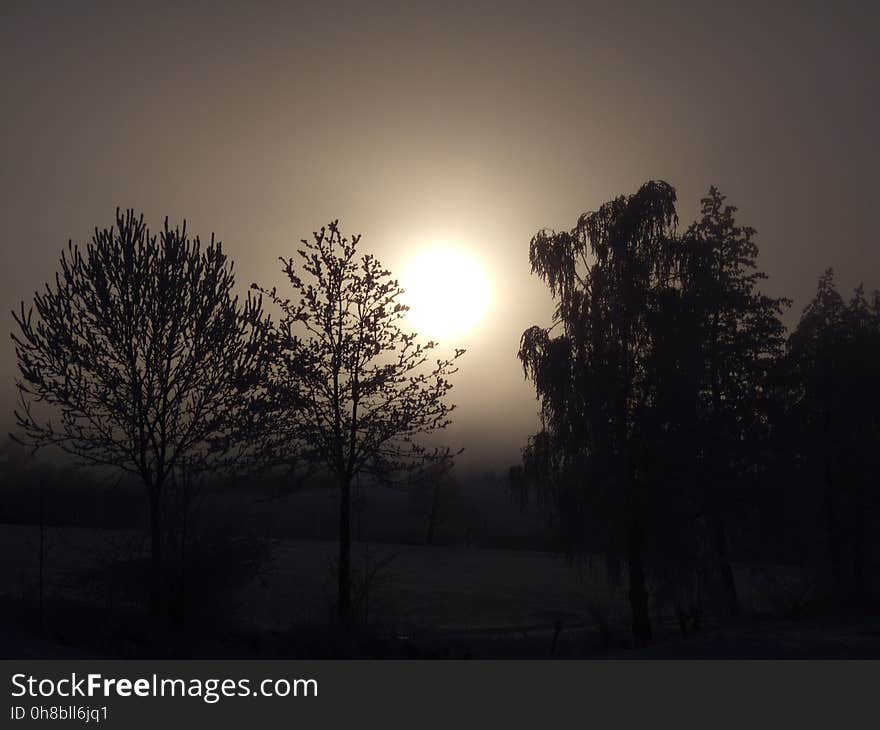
xmin=400 ymin=247 xmax=490 ymax=343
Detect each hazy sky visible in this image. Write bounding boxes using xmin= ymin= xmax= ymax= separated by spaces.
xmin=2 ymin=1 xmax=877 ymax=470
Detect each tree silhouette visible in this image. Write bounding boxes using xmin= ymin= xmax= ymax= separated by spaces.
xmin=517 ymin=180 xmax=680 ymax=644
xmin=254 ymin=220 xmax=463 ymax=625
xmin=516 ymin=182 xmax=796 ymax=640
xmin=779 ymin=270 xmax=880 ymax=604
xmin=676 ymin=187 xmax=790 ymax=616
xmin=11 ymin=209 xmax=270 ymax=618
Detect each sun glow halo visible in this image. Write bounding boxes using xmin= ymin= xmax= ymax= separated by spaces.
xmin=400 ymin=247 xmax=490 ymax=343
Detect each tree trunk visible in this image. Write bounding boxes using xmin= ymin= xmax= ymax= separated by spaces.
xmin=173 ymin=466 xmax=190 ymax=631
xmin=149 ymin=484 xmax=163 ymax=621
xmin=853 ymin=475 xmax=867 ymax=606
xmin=338 ymin=474 xmax=352 ymax=625
xmin=823 ymin=407 xmax=843 ymax=600
xmin=626 ymin=512 xmax=652 ymax=645
xmin=38 ymin=475 xmax=45 ymax=636
xmin=712 ymin=511 xmax=740 ymax=617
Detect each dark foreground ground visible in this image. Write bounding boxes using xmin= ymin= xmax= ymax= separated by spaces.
xmin=2 ymin=524 xmax=878 ymax=659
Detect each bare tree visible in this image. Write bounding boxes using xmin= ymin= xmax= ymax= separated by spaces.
xmin=254 ymin=220 xmax=463 ymax=625
xmin=11 ymin=209 xmax=270 ymax=619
